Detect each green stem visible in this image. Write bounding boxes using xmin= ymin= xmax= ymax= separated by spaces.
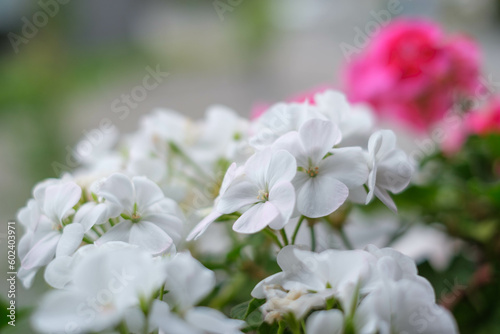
xmin=291 ymin=215 xmax=306 ymax=245
xmin=159 ymin=285 xmax=165 ymax=301
xmin=118 ymin=321 xmax=129 ymax=334
xmin=278 ymin=321 xmax=286 ymax=334
xmin=91 ymin=226 xmax=102 ymax=237
xmin=310 ymin=225 xmax=316 ymax=252
xmin=263 ymin=227 xmax=284 ymax=248
xmin=338 ymin=228 xmax=354 ymax=250
xmin=280 ymin=229 xmax=289 ymax=246
xmin=82 ymin=235 xmax=94 ymax=244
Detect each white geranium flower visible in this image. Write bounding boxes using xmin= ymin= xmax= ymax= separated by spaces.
xmin=44 ymin=241 xmax=133 ymax=289
xmin=366 ymin=130 xmax=413 ymax=212
xmin=17 ymin=180 xmax=83 ymax=288
xmin=95 ymin=173 xmax=184 ymax=254
xmin=273 ymin=118 xmax=368 ymax=218
xmin=313 ymin=90 xmax=374 ymax=146
xmin=354 ymin=279 xmax=458 ymax=334
xmin=149 ymin=253 xmax=245 ymax=334
xmin=32 ymin=246 xmax=167 ymax=334
xmin=255 ymin=246 xmax=457 ymax=334
xmin=249 ymin=102 xmax=326 ymax=149
xmin=252 ymin=246 xmax=374 ymax=321
xmin=188 ymin=148 xmax=296 ymax=237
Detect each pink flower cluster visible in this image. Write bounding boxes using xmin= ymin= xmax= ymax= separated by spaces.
xmin=344 ymin=19 xmax=480 ymax=133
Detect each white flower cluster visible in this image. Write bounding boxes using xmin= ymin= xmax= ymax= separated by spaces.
xmin=252 ymin=245 xmax=458 ymax=334
xmin=32 ymin=244 xmax=244 ymax=333
xmin=188 ymin=91 xmax=412 ymax=239
xmin=16 ymin=89 xmax=456 ymax=334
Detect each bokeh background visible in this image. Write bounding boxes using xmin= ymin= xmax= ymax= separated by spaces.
xmin=1 ymin=0 xmax=500 ymax=330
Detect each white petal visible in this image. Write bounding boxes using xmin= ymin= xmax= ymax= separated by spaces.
xmin=21 ymin=232 xmax=60 ymax=269
xmin=296 ymin=175 xmax=348 ymax=218
xmin=375 ymin=187 xmax=397 ymax=213
xmin=376 ymin=149 xmax=412 ymax=193
xmin=368 ymin=130 xmax=397 ymax=160
xmin=44 ymin=256 xmax=74 ymax=288
xmin=96 ymin=220 xmax=132 ymax=245
xmin=266 ymin=150 xmax=297 ymax=188
xmin=306 ymin=310 xmax=344 ymax=334
xmin=216 ymin=181 xmax=259 ymax=214
xmin=164 ymin=253 xmax=216 ymax=310
xmin=132 ymin=176 xmax=165 ymax=211
xmin=186 ymin=307 xmax=245 ymax=334
xmin=232 ymin=202 xmax=280 ymax=234
xmin=321 ymin=148 xmax=369 ymax=188
xmin=187 ymin=211 xmax=223 ymax=241
xmin=43 ymin=182 xmax=82 ymax=223
xmin=272 ymin=131 xmax=308 ymax=167
xmin=244 ymin=149 xmax=272 ymax=187
xmin=17 ymin=199 xmax=40 ymax=231
xmin=299 ymin=119 xmax=341 ymax=165
xmin=143 ymin=213 xmax=183 ymax=244
xmin=129 ymin=221 xmax=173 ymax=254
xmin=56 ymin=224 xmax=84 ymax=257
xmin=97 ymin=173 xmax=134 ymax=213
xmin=32 ymin=290 xmax=123 ymax=333
xmin=74 ymin=202 xmax=108 ymax=232
xmin=268 ymin=181 xmax=295 ymax=230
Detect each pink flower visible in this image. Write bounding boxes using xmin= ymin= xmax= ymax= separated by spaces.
xmin=467 ymin=99 xmax=500 ymax=135
xmin=344 ymin=19 xmax=481 ymax=133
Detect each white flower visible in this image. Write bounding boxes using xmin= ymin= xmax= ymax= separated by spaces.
xmin=44 ymin=241 xmax=132 ymax=289
xmin=366 ymin=130 xmax=413 ymax=212
xmin=17 ymin=180 xmax=83 ymax=288
xmin=273 ymin=118 xmax=368 ymax=218
xmin=95 ymin=173 xmax=184 ymax=254
xmin=249 ymin=102 xmax=326 ymax=149
xmin=252 ymin=246 xmax=373 ymax=321
xmin=313 ymin=90 xmax=374 ymax=146
xmin=354 ymin=279 xmax=458 ymax=334
xmin=149 ymin=253 xmax=245 ymax=334
xmin=32 ymin=246 xmax=167 ymax=334
xmin=254 ymin=246 xmax=458 ymax=334
xmin=188 ymin=148 xmax=296 ymax=237
xmin=162 ymin=252 xmax=216 ymax=312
